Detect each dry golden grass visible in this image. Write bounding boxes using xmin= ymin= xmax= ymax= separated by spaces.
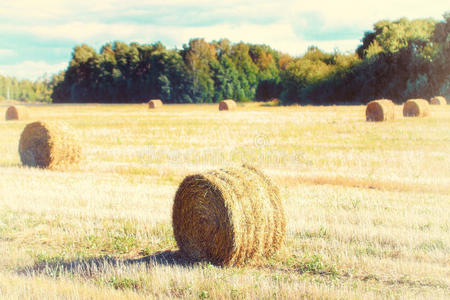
xmin=278 ymin=173 xmax=449 ymax=194
xmin=0 ymin=102 xmax=449 ymax=299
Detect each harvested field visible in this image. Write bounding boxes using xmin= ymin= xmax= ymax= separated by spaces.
xmin=0 ymin=103 xmax=449 ymax=299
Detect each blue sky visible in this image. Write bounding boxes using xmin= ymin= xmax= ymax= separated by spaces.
xmin=0 ymin=0 xmax=448 ymax=80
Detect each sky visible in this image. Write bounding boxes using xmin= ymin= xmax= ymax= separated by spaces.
xmin=0 ymin=0 xmax=448 ymax=80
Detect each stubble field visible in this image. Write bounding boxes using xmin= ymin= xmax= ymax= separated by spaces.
xmin=0 ymin=103 xmax=449 ymax=299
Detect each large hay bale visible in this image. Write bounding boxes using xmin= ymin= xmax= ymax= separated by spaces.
xmin=365 ymin=99 xmax=395 ymax=121
xmin=430 ymin=96 xmax=447 ymax=105
xmin=5 ymin=106 xmax=28 ymax=121
xmin=18 ymin=121 xmax=82 ymax=169
xmin=403 ymin=99 xmax=430 ymax=117
xmin=219 ymin=99 xmax=237 ymax=111
xmin=172 ymin=165 xmax=286 ymax=266
xmin=148 ymin=99 xmax=163 ymax=109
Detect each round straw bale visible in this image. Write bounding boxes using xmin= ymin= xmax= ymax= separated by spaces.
xmin=148 ymin=99 xmax=163 ymax=109
xmin=219 ymin=99 xmax=237 ymax=111
xmin=172 ymin=165 xmax=286 ymax=266
xmin=403 ymin=99 xmax=430 ymax=117
xmin=5 ymin=106 xmax=28 ymax=121
xmin=18 ymin=121 xmax=82 ymax=169
xmin=430 ymin=96 xmax=446 ymax=105
xmin=365 ymin=99 xmax=395 ymax=121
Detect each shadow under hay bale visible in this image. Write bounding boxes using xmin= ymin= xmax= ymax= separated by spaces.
xmin=403 ymin=99 xmax=430 ymax=117
xmin=17 ymin=250 xmax=193 ymax=278
xmin=172 ymin=164 xmax=286 ymax=266
xmin=430 ymin=96 xmax=447 ymax=105
xmin=18 ymin=121 xmax=82 ymax=169
xmin=5 ymin=105 xmax=28 ymax=121
xmin=148 ymin=99 xmax=163 ymax=109
xmin=365 ymin=99 xmax=395 ymax=122
xmin=219 ymin=99 xmax=237 ymax=111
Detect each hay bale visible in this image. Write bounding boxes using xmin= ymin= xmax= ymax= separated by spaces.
xmin=148 ymin=99 xmax=163 ymax=109
xmin=430 ymin=96 xmax=447 ymax=105
xmin=403 ymin=99 xmax=430 ymax=117
xmin=18 ymin=121 xmax=82 ymax=169
xmin=365 ymin=99 xmax=395 ymax=122
xmin=172 ymin=164 xmax=286 ymax=266
xmin=5 ymin=106 xmax=28 ymax=121
xmin=219 ymin=99 xmax=237 ymax=111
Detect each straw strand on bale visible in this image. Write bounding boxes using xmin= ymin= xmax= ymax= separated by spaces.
xmin=403 ymin=99 xmax=430 ymax=117
xmin=148 ymin=99 xmax=163 ymax=109
xmin=18 ymin=121 xmax=82 ymax=169
xmin=430 ymin=96 xmax=446 ymax=105
xmin=219 ymin=99 xmax=237 ymax=111
xmin=365 ymin=99 xmax=395 ymax=122
xmin=172 ymin=165 xmax=285 ymax=266
xmin=242 ymin=164 xmax=286 ymax=254
xmin=5 ymin=106 xmax=28 ymax=121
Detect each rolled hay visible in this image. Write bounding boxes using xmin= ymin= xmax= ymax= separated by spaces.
xmin=5 ymin=106 xmax=28 ymax=121
xmin=18 ymin=121 xmax=82 ymax=169
xmin=219 ymin=99 xmax=237 ymax=111
xmin=148 ymin=99 xmax=163 ymax=109
xmin=403 ymin=99 xmax=430 ymax=117
xmin=365 ymin=99 xmax=395 ymax=122
xmin=172 ymin=164 xmax=286 ymax=266
xmin=430 ymin=96 xmax=447 ymax=105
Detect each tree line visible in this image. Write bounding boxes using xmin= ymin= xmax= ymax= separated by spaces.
xmin=2 ymin=13 xmax=449 ymax=104
xmin=51 ymin=39 xmax=283 ymax=103
xmin=0 ymin=75 xmax=54 ymax=103
xmin=289 ymin=14 xmax=450 ymax=104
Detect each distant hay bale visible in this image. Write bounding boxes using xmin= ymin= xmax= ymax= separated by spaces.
xmin=148 ymin=99 xmax=163 ymax=109
xmin=18 ymin=121 xmax=82 ymax=169
xmin=172 ymin=164 xmax=286 ymax=266
xmin=5 ymin=106 xmax=28 ymax=121
xmin=219 ymin=99 xmax=237 ymax=111
xmin=403 ymin=99 xmax=430 ymax=117
xmin=365 ymin=99 xmax=395 ymax=122
xmin=430 ymin=96 xmax=446 ymax=105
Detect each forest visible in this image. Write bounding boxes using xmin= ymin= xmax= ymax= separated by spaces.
xmin=0 ymin=75 xmax=54 ymax=103
xmin=1 ymin=13 xmax=449 ymax=104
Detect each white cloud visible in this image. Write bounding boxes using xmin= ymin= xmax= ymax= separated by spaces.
xmin=2 ymin=0 xmax=447 ymax=26
xmin=0 ymin=1 xmax=68 ymax=20
xmin=0 ymin=49 xmax=15 ymax=57
xmin=2 ymin=1 xmax=447 ymax=48
xmin=305 ymin=40 xmax=362 ymax=54
xmin=291 ymin=0 xmax=448 ymax=30
xmin=10 ymin=21 xmax=358 ymax=56
xmin=27 ymin=22 xmax=141 ymax=42
xmin=0 ymin=61 xmax=67 ymax=80
xmin=163 ymin=23 xmax=360 ymax=56
xmin=0 ymin=0 xmax=448 ymax=80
